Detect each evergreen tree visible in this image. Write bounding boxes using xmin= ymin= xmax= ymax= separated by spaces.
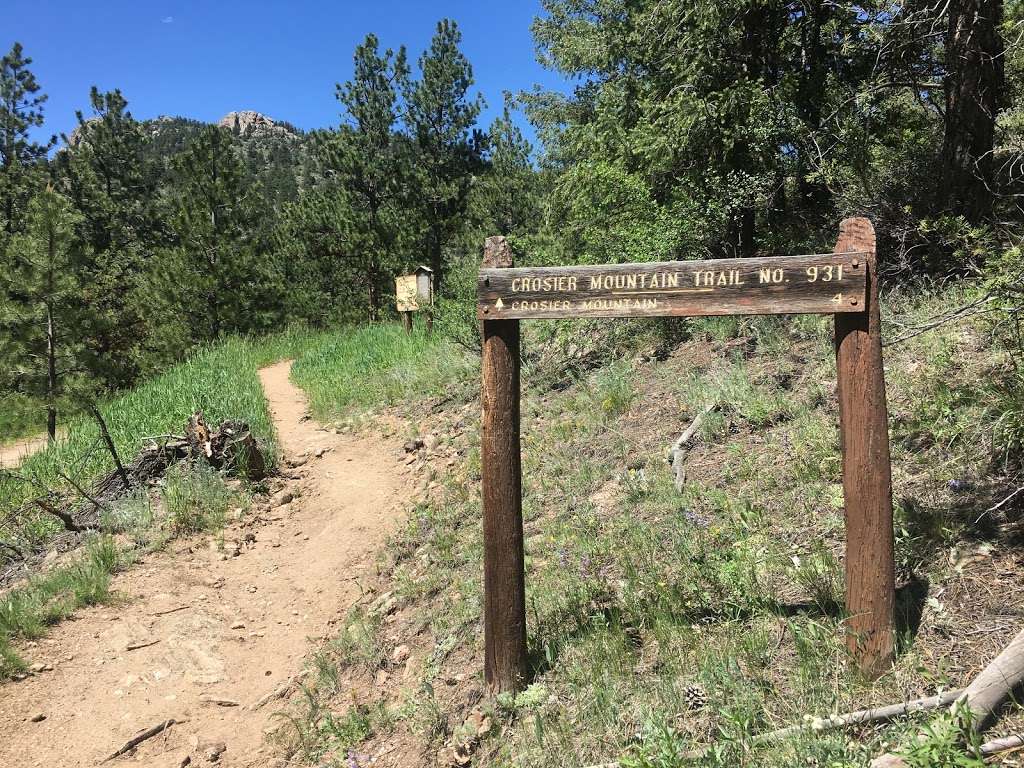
xmin=150 ymin=125 xmax=280 ymax=346
xmin=55 ymin=88 xmax=159 ymax=388
xmin=320 ymin=34 xmax=414 ymax=319
xmin=404 ymin=19 xmax=486 ymax=296
xmin=0 ymin=185 xmax=83 ymax=440
xmin=480 ymin=104 xmax=538 ymax=237
xmin=273 ymin=184 xmax=366 ymax=327
xmin=0 ymin=42 xmax=53 ymax=241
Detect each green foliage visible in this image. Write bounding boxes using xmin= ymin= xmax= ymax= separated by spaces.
xmin=54 ymin=87 xmax=159 ymax=390
xmin=162 ymin=463 xmax=235 ymax=536
xmin=311 ymin=34 xmax=416 ymax=320
xmin=0 ymin=185 xmax=85 ymax=436
xmin=0 ymin=42 xmax=53 ymax=242
xmin=290 ymin=323 xmax=475 ymax=423
xmin=588 ymin=361 xmax=637 ymax=420
xmin=404 ymin=19 xmax=486 ymax=294
xmin=148 ymin=125 xmax=283 ymax=351
xmin=897 ymin=709 xmax=986 ymax=768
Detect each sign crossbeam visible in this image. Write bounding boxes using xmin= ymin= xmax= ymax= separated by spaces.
xmin=478 ymin=252 xmax=869 ymax=320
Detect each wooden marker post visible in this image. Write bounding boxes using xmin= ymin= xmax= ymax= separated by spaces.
xmin=834 ymin=217 xmax=895 ymax=677
xmin=479 ymin=236 xmax=528 ymax=694
xmin=401 ymin=311 xmax=413 ymax=334
xmin=476 ymin=218 xmax=896 ymax=688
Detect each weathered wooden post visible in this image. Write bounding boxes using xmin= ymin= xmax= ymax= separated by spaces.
xmin=834 ymin=217 xmax=896 ymax=678
xmin=479 ymin=236 xmax=528 ymax=694
xmin=401 ymin=311 xmax=413 ymax=334
xmin=476 ymin=219 xmax=895 ymax=685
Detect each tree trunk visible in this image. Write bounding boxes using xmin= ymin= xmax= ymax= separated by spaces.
xmin=45 ymin=222 xmax=57 ymax=443
xmin=942 ymin=0 xmax=1005 ymax=220
xmin=429 ymin=225 xmax=443 ymax=298
xmin=46 ymin=301 xmax=57 ymax=443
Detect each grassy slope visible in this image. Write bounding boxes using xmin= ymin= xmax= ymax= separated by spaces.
xmin=278 ymin=286 xmax=1023 ymax=767
xmin=0 ymin=329 xmax=322 ymax=551
xmin=290 ymin=323 xmax=477 ymax=423
xmin=1 ymin=303 xmax=1018 ymax=765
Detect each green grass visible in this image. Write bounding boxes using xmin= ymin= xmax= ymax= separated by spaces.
xmin=0 ymin=327 xmax=322 ymax=552
xmin=0 ymin=535 xmax=122 ymax=679
xmin=163 ymin=463 xmax=238 ymax=535
xmin=290 ymin=324 xmax=476 ymax=423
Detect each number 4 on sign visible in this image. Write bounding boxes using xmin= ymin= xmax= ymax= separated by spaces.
xmin=832 ymin=293 xmax=843 ymax=305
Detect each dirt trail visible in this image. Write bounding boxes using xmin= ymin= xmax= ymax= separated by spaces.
xmin=0 ymin=433 xmax=52 ymax=469
xmin=0 ymin=361 xmax=406 ymax=767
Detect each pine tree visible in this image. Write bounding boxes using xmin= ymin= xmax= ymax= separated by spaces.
xmin=319 ymin=33 xmax=415 ymax=319
xmin=273 ymin=185 xmax=365 ymax=327
xmin=404 ymin=19 xmax=485 ymax=296
xmin=0 ymin=185 xmax=83 ymax=440
xmin=150 ymin=125 xmax=280 ymax=346
xmin=0 ymin=42 xmax=53 ymax=241
xmin=55 ymin=88 xmax=160 ymax=388
xmin=480 ymin=104 xmax=538 ymax=237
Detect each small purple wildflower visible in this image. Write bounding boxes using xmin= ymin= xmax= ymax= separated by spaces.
xmin=948 ymin=479 xmax=968 ymax=492
xmin=558 ymin=548 xmax=570 ymax=568
xmin=347 ymin=751 xmax=373 ymax=768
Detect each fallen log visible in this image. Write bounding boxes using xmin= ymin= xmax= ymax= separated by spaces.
xmin=870 ymin=627 xmax=1024 ymax=767
xmin=956 ymin=627 xmax=1024 ymax=732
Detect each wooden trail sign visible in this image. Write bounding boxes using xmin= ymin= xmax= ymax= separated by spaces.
xmin=478 ymin=218 xmax=896 ymax=695
xmin=478 ymin=252 xmax=868 ymax=320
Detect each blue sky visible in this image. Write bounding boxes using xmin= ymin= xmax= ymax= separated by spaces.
xmin=8 ymin=1 xmax=569 ymax=149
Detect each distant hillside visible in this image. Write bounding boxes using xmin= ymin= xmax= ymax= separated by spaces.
xmin=142 ymin=111 xmax=314 ymax=207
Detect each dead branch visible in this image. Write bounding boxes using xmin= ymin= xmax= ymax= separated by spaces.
xmin=125 ymin=639 xmax=160 ymax=651
xmin=870 ymin=627 xmax=1024 ymax=766
xmin=882 ymin=295 xmax=999 ymax=347
xmin=87 ymin=403 xmax=130 ymax=491
xmin=101 ymin=718 xmax=181 ymax=763
xmin=150 ymin=605 xmax=189 ymax=617
xmin=32 ymin=498 xmax=96 ymax=533
xmin=979 ymin=733 xmax=1024 ymax=756
xmin=756 ymin=688 xmax=967 ymax=742
xmin=672 ymin=688 xmax=966 ymax=763
xmin=956 ymin=627 xmax=1024 ymax=732
xmin=668 ymin=402 xmax=719 ymax=492
xmin=58 ymin=471 xmax=109 ymax=514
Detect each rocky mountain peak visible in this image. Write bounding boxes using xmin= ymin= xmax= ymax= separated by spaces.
xmin=218 ymin=110 xmax=296 ymax=139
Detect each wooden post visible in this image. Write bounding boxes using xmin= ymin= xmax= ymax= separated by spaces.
xmin=480 ymin=235 xmax=527 ymax=695
xmin=402 ymin=311 xmax=413 ymax=334
xmin=834 ymin=217 xmax=896 ymax=678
